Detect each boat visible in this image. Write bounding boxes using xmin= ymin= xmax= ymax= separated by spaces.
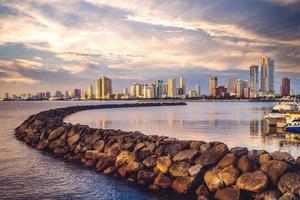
xmin=284 ymin=119 xmax=300 ymax=134
xmin=264 ymin=100 xmax=299 ymax=126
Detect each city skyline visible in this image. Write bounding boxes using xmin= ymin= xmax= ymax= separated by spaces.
xmin=1 ymin=1 xmax=300 ymax=97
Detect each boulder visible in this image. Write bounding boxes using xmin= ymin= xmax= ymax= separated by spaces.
xmin=271 ymin=151 xmax=295 ymax=164
xmin=115 ymin=151 xmax=135 ymax=167
xmin=195 ymin=144 xmax=229 ymax=167
xmin=199 ymin=143 xmax=211 ymax=153
xmin=171 ymin=176 xmax=194 ymax=194
xmin=156 ymin=156 xmax=171 ymax=174
xmin=153 ymin=173 xmax=172 ymax=189
xmin=103 ymin=166 xmax=117 ymax=175
xmin=230 ymin=147 xmax=249 ymax=158
xmin=259 ymin=153 xmax=272 ymax=164
xmin=195 ymin=184 xmax=210 ymax=197
xmin=236 ymin=171 xmax=268 ymax=193
xmin=143 ymin=155 xmax=157 ymax=168
xmin=189 ymin=164 xmax=204 ymax=177
xmin=204 ymin=167 xmax=224 ymax=192
xmin=169 ymin=162 xmax=190 ymax=177
xmin=107 ymin=143 xmax=121 ymax=157
xmin=278 ymin=172 xmax=300 ymax=197
xmin=137 ymin=170 xmax=158 ymax=185
xmin=173 ymin=149 xmax=199 ymax=162
xmin=260 ymin=160 xmax=289 ymax=185
xmin=215 ymin=187 xmax=240 ymax=200
xmin=118 ymin=161 xmax=143 ymax=177
xmin=217 ymin=153 xmax=238 ymax=169
xmin=84 ymin=159 xmax=96 ymax=167
xmin=85 ymin=150 xmax=102 ymax=159
xmin=255 ymin=190 xmax=281 ymax=200
xmin=220 ymin=166 xmax=240 ymax=186
xmin=67 ymin=133 xmax=80 ymax=145
xmin=93 ymin=140 xmax=105 ymax=152
xmin=279 ymin=193 xmax=299 ymax=200
xmin=248 ymin=150 xmax=268 ymax=161
xmin=296 ymin=157 xmax=300 ymax=169
xmin=190 ymin=141 xmax=206 ymax=150
xmin=134 ymin=142 xmax=145 ymax=151
xmin=36 ymin=139 xmax=48 ymax=150
xmin=48 ymin=127 xmax=65 ymax=140
xmin=237 ymin=155 xmax=255 ymax=173
xmin=96 ymin=157 xmax=116 ymax=172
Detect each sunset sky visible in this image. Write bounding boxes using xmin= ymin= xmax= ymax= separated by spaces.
xmin=0 ymin=0 xmax=300 ymax=96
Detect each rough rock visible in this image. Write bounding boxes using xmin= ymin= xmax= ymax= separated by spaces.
xmin=220 ymin=166 xmax=240 ymax=186
xmin=48 ymin=127 xmax=65 ymax=140
xmin=271 ymin=151 xmax=295 ymax=164
xmin=199 ymin=143 xmax=211 ymax=153
xmin=190 ymin=141 xmax=206 ymax=150
xmin=67 ymin=133 xmax=80 ymax=145
xmin=137 ymin=170 xmax=158 ymax=185
xmin=169 ymin=162 xmax=190 ymax=177
xmin=189 ymin=164 xmax=204 ymax=177
xmin=259 ymin=153 xmax=272 ymax=164
xmin=103 ymin=166 xmax=117 ymax=175
xmin=195 ymin=144 xmax=229 ymax=167
xmin=142 ymin=155 xmax=157 ymax=168
xmin=153 ymin=173 xmax=172 ymax=189
xmin=171 ymin=176 xmax=194 ymax=194
xmin=96 ymin=157 xmax=116 ymax=172
xmin=93 ymin=140 xmax=105 ymax=151
xmin=260 ymin=160 xmax=289 ymax=185
xmin=215 ymin=187 xmax=240 ymax=200
xmin=230 ymin=147 xmax=249 ymax=158
xmin=172 ymin=149 xmax=199 ymax=162
xmin=237 ymin=155 xmax=255 ymax=172
xmin=204 ymin=167 xmax=224 ymax=192
xmin=156 ymin=156 xmax=171 ymax=174
xmin=85 ymin=150 xmax=102 ymax=159
xmin=255 ymin=190 xmax=281 ymax=200
xmin=36 ymin=139 xmax=48 ymax=150
xmin=248 ymin=150 xmax=268 ymax=161
xmin=278 ymin=172 xmax=300 ymax=197
xmin=279 ymin=193 xmax=299 ymax=200
xmin=217 ymin=153 xmax=237 ymax=169
xmin=236 ymin=170 xmax=268 ymax=193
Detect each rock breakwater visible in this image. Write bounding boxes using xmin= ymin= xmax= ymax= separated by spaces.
xmin=14 ymin=103 xmax=300 ymax=200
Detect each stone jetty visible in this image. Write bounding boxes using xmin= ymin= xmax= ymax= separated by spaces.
xmin=14 ymin=103 xmax=300 ymax=200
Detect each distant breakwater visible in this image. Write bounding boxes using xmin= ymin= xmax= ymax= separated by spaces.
xmin=14 ymin=102 xmax=300 ymax=200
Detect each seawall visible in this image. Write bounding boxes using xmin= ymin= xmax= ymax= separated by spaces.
xmin=14 ymin=102 xmax=300 ymax=200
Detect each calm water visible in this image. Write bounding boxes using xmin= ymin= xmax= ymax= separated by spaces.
xmin=1 ymin=101 xmax=299 ymax=200
xmin=65 ymin=101 xmax=300 ymax=157
xmin=0 ymin=101 xmax=184 ymax=200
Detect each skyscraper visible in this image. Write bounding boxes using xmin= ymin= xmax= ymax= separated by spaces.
xmin=95 ymin=76 xmax=112 ymax=99
xmin=155 ymin=80 xmax=164 ymax=98
xmin=143 ymin=84 xmax=155 ymax=98
xmin=167 ymin=78 xmax=176 ymax=98
xmin=87 ymin=84 xmax=93 ymax=99
xmin=179 ymin=77 xmax=186 ymax=95
xmin=261 ymin=56 xmax=274 ymax=94
xmin=236 ymin=79 xmax=245 ymax=98
xmin=209 ymin=76 xmax=217 ymax=97
xmin=227 ymin=78 xmax=237 ymax=94
xmin=250 ymin=65 xmax=259 ymax=98
xmin=194 ymin=84 xmax=200 ymax=97
xmin=281 ymin=77 xmax=290 ymax=97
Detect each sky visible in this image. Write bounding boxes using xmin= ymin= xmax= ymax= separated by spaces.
xmin=0 ymin=0 xmax=300 ymax=97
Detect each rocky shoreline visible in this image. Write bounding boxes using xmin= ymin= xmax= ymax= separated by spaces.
xmin=14 ymin=102 xmax=300 ymax=200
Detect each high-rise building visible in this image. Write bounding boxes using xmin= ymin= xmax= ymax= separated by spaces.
xmin=227 ymin=78 xmax=237 ymax=94
xmin=123 ymin=88 xmax=129 ymax=96
xmin=73 ymin=89 xmax=81 ymax=98
xmin=143 ymin=84 xmax=155 ymax=98
xmin=250 ymin=65 xmax=259 ymax=98
xmin=65 ymin=90 xmax=70 ymax=98
xmin=261 ymin=56 xmax=274 ymax=94
xmin=81 ymin=90 xmax=87 ymax=99
xmin=281 ymin=77 xmax=290 ymax=97
xmin=167 ymin=78 xmax=176 ymax=98
xmin=55 ymin=90 xmax=63 ymax=98
xmin=209 ymin=76 xmax=217 ymax=97
xmin=194 ymin=84 xmax=200 ymax=97
xmin=236 ymin=80 xmax=246 ymax=98
xmin=179 ymin=77 xmax=186 ymax=95
xmin=46 ymin=91 xmax=51 ymax=99
xmin=87 ymin=84 xmax=93 ymax=99
xmin=95 ymin=76 xmax=112 ymax=99
xmin=155 ymin=80 xmax=164 ymax=98
xmin=216 ymin=84 xmax=227 ymax=96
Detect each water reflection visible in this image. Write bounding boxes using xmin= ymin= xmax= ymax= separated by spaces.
xmin=65 ymin=102 xmax=300 ymax=157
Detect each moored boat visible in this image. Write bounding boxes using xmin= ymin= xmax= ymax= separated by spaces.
xmin=284 ymin=119 xmax=300 ymax=134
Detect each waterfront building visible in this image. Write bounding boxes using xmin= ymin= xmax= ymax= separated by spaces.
xmin=261 ymin=56 xmax=274 ymax=94
xmin=236 ymin=80 xmax=246 ymax=98
xmin=155 ymin=80 xmax=164 ymax=98
xmin=188 ymin=89 xmax=197 ymax=98
xmin=143 ymin=84 xmax=155 ymax=99
xmin=281 ymin=77 xmax=290 ymax=97
xmin=194 ymin=84 xmax=200 ymax=97
xmin=65 ymin=90 xmax=70 ymax=99
xmin=129 ymin=85 xmax=136 ymax=97
xmin=167 ymin=78 xmax=176 ymax=98
xmin=5 ymin=93 xmax=9 ymax=100
xmin=250 ymin=65 xmax=259 ymax=98
xmin=227 ymin=78 xmax=237 ymax=94
xmin=46 ymin=91 xmax=51 ymax=99
xmin=95 ymin=76 xmax=112 ymax=99
xmin=123 ymin=88 xmax=129 ymax=96
xmin=209 ymin=76 xmax=217 ymax=97
xmin=216 ymin=84 xmax=227 ymax=97
xmin=73 ymin=89 xmax=81 ymax=98
xmin=87 ymin=84 xmax=93 ymax=99
xmin=179 ymin=77 xmax=186 ymax=95
xmin=244 ymin=87 xmax=251 ymax=98
xmin=81 ymin=90 xmax=87 ymax=100
xmin=55 ymin=90 xmax=63 ymax=98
